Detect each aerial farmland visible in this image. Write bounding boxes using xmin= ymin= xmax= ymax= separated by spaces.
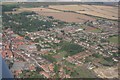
xmin=2 ymin=2 xmax=119 ymax=79
xmin=49 ymin=5 xmax=118 ymax=19
xmin=10 ymin=4 xmax=118 ymax=23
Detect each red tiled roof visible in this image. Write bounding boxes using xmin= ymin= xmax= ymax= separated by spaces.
xmin=15 ymin=70 xmax=22 ymax=75
xmin=30 ymin=65 xmax=35 ymax=71
xmin=60 ymin=67 xmax=63 ymax=72
xmin=40 ymin=72 xmax=50 ymax=78
xmin=40 ymin=65 xmax=48 ymax=71
xmin=48 ymin=64 xmax=54 ymax=71
xmin=6 ymin=42 xmax=10 ymax=49
xmin=2 ymin=50 xmax=6 ymax=58
xmin=66 ymin=75 xmax=70 ymax=78
xmin=7 ymin=50 xmax=13 ymax=57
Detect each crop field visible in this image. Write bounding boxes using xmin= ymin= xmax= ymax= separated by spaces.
xmin=36 ymin=11 xmax=96 ymax=23
xmin=5 ymin=7 xmax=60 ymax=14
xmin=4 ymin=4 xmax=118 ymax=23
xmin=18 ymin=8 xmax=61 ymax=12
xmin=49 ymin=5 xmax=85 ymax=11
xmin=49 ymin=5 xmax=118 ymax=20
xmin=10 ymin=7 xmax=60 ymax=13
xmin=6 ymin=7 xmax=95 ymax=23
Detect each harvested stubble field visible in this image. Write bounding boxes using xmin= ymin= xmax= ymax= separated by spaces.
xmin=36 ymin=11 xmax=96 ymax=23
xmin=49 ymin=5 xmax=118 ymax=20
xmin=6 ymin=7 xmax=96 ymax=23
xmin=7 ymin=5 xmax=117 ymax=23
xmin=9 ymin=7 xmax=96 ymax=23
xmin=18 ymin=8 xmax=61 ymax=12
xmin=5 ymin=7 xmax=60 ymax=14
xmin=18 ymin=8 xmax=95 ymax=22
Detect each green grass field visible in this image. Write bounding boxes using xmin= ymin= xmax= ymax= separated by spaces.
xmin=107 ymin=37 xmax=119 ymax=43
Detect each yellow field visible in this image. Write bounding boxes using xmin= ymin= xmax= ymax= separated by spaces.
xmin=49 ymin=5 xmax=118 ymax=19
xmin=5 ymin=7 xmax=61 ymax=14
xmin=18 ymin=8 xmax=61 ymax=12
xmin=49 ymin=5 xmax=85 ymax=11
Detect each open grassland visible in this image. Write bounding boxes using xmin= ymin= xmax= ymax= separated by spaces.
xmin=107 ymin=37 xmax=119 ymax=43
xmin=49 ymin=5 xmax=118 ymax=20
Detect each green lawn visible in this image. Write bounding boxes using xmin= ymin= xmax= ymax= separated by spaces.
xmin=107 ymin=37 xmax=119 ymax=43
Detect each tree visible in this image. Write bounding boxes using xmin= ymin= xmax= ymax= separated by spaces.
xmin=36 ymin=44 xmax=42 ymax=51
xmin=104 ymin=57 xmax=113 ymax=62
xmin=48 ymin=16 xmax=54 ymax=19
xmin=61 ymin=43 xmax=84 ymax=56
xmin=33 ymin=38 xmax=39 ymax=43
xmin=25 ymin=36 xmax=31 ymax=40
